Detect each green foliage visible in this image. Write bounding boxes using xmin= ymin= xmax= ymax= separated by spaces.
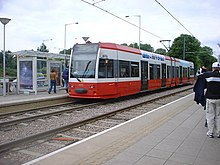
xmin=140 ymin=43 xmax=154 ymax=52
xmin=121 ymin=43 xmax=128 ymax=46
xmin=37 ymin=43 xmax=49 ymax=52
xmin=125 ymin=42 xmax=154 ymax=52
xmin=155 ymin=48 xmax=167 ymax=55
xmin=0 ymin=51 xmax=17 ymax=78
xmin=169 ymin=34 xmax=201 ymax=59
xmin=198 ymin=46 xmax=216 ymax=70
xmin=168 ymin=34 xmax=216 ymax=71
xmin=59 ymin=48 xmax=72 ymax=54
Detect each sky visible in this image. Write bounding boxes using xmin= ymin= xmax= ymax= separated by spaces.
xmin=0 ymin=0 xmax=220 ymax=58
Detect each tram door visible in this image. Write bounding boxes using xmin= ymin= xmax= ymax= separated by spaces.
xmin=161 ymin=63 xmax=166 ymax=88
xmin=179 ymin=66 xmax=183 ymax=84
xmin=141 ymin=61 xmax=148 ymax=91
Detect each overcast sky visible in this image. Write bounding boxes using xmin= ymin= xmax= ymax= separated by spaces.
xmin=0 ymin=0 xmax=219 ymax=57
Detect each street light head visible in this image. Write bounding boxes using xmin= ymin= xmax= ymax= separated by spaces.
xmin=0 ymin=18 xmax=11 ymax=25
xmin=125 ymin=16 xmax=129 ymax=18
xmin=75 ymin=22 xmax=79 ymax=24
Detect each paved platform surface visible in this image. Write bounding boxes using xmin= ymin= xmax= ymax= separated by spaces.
xmin=0 ymin=89 xmax=68 ymax=107
xmin=22 ymin=93 xmax=220 ymax=165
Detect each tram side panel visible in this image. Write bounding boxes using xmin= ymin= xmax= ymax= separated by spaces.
xmin=68 ymin=42 xmax=194 ymax=99
xmin=96 ymin=48 xmax=119 ymax=98
xmin=116 ymin=50 xmax=141 ymax=97
xmin=147 ymin=63 xmax=162 ymax=90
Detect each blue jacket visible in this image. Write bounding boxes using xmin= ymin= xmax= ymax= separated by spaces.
xmin=62 ymin=68 xmax=69 ymax=80
xmin=193 ymin=74 xmax=206 ymax=106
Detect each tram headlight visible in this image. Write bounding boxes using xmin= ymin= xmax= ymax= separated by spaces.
xmin=90 ymin=85 xmax=95 ymax=89
xmin=70 ymin=85 xmax=75 ymax=88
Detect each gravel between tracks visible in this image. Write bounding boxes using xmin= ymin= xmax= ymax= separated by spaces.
xmin=0 ymin=85 xmax=193 ymax=145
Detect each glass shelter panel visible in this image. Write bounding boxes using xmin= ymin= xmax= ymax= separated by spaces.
xmin=37 ymin=60 xmax=48 ymax=87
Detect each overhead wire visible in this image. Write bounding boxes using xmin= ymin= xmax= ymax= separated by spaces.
xmin=155 ymin=0 xmax=220 ymax=58
xmin=155 ymin=0 xmax=194 ymax=37
xmin=81 ymin=0 xmax=162 ymax=39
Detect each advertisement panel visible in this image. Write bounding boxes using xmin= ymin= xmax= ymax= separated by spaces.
xmin=19 ymin=61 xmax=33 ymax=89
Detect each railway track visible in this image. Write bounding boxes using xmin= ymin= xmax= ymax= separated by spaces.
xmin=0 ymin=85 xmax=193 ymax=164
xmin=0 ymin=100 xmax=101 ymax=128
xmin=0 ymin=96 xmax=74 ymax=115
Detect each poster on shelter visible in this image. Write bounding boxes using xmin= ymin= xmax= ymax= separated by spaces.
xmin=19 ymin=61 xmax=33 ymax=89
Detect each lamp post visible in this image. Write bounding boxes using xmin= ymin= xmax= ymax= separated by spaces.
xmin=125 ymin=15 xmax=141 ymax=49
xmin=64 ymin=22 xmax=78 ymax=68
xmin=64 ymin=22 xmax=78 ymax=55
xmin=0 ymin=17 xmax=11 ymax=96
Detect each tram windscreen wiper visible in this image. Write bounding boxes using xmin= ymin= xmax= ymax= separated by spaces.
xmin=72 ymin=72 xmax=81 ymax=82
xmin=82 ymin=61 xmax=91 ymax=78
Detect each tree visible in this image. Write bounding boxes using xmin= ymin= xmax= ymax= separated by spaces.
xmin=128 ymin=43 xmax=138 ymax=48
xmin=37 ymin=43 xmax=49 ymax=52
xmin=121 ymin=43 xmax=128 ymax=46
xmin=140 ymin=43 xmax=154 ymax=52
xmin=168 ymin=34 xmax=215 ymax=71
xmin=124 ymin=42 xmax=154 ymax=52
xmin=0 ymin=50 xmax=17 ymax=77
xmin=155 ymin=48 xmax=167 ymax=55
xmin=59 ymin=48 xmax=72 ymax=54
xmin=169 ymin=34 xmax=201 ymax=59
xmin=197 ymin=46 xmax=216 ymax=70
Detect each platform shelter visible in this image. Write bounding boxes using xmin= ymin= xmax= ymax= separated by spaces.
xmin=13 ymin=50 xmax=69 ymax=95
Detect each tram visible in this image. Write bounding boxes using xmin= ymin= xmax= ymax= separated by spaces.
xmin=68 ymin=42 xmax=194 ymax=99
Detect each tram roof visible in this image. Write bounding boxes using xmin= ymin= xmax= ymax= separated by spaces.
xmin=99 ymin=42 xmax=141 ymax=55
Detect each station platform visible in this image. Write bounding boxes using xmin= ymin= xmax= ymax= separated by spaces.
xmin=23 ymin=93 xmax=220 ymax=165
xmin=0 ymin=89 xmax=69 ymax=107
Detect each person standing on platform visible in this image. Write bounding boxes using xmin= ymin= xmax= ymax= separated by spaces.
xmin=48 ymin=68 xmax=57 ymax=94
xmin=197 ymin=62 xmax=220 ymax=138
xmin=194 ymin=66 xmax=208 ymax=127
xmin=62 ymin=66 xmax=69 ymax=93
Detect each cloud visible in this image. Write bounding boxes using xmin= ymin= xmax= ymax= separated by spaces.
xmin=0 ymin=0 xmax=219 ymax=56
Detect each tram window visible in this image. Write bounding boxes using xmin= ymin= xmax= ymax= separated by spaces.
xmin=131 ymin=62 xmax=139 ymax=77
xmin=190 ymin=67 xmax=194 ymax=76
xmin=183 ymin=68 xmax=187 ymax=77
xmin=167 ymin=66 xmax=169 ymax=78
xmin=167 ymin=66 xmax=174 ymax=78
xmin=107 ymin=60 xmax=114 ymax=78
xmin=98 ymin=59 xmax=114 ymax=78
xmin=119 ymin=61 xmax=130 ymax=77
xmin=172 ymin=66 xmax=175 ymax=78
xmin=150 ymin=64 xmax=154 ymax=79
xmin=176 ymin=67 xmax=179 ymax=77
xmin=156 ymin=65 xmax=160 ymax=79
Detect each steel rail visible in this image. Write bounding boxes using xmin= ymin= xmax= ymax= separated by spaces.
xmin=0 ymin=87 xmax=192 ymax=154
xmin=0 ymin=101 xmax=102 ymax=128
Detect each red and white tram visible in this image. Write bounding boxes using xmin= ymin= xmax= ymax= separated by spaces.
xmin=68 ymin=42 xmax=194 ymax=99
